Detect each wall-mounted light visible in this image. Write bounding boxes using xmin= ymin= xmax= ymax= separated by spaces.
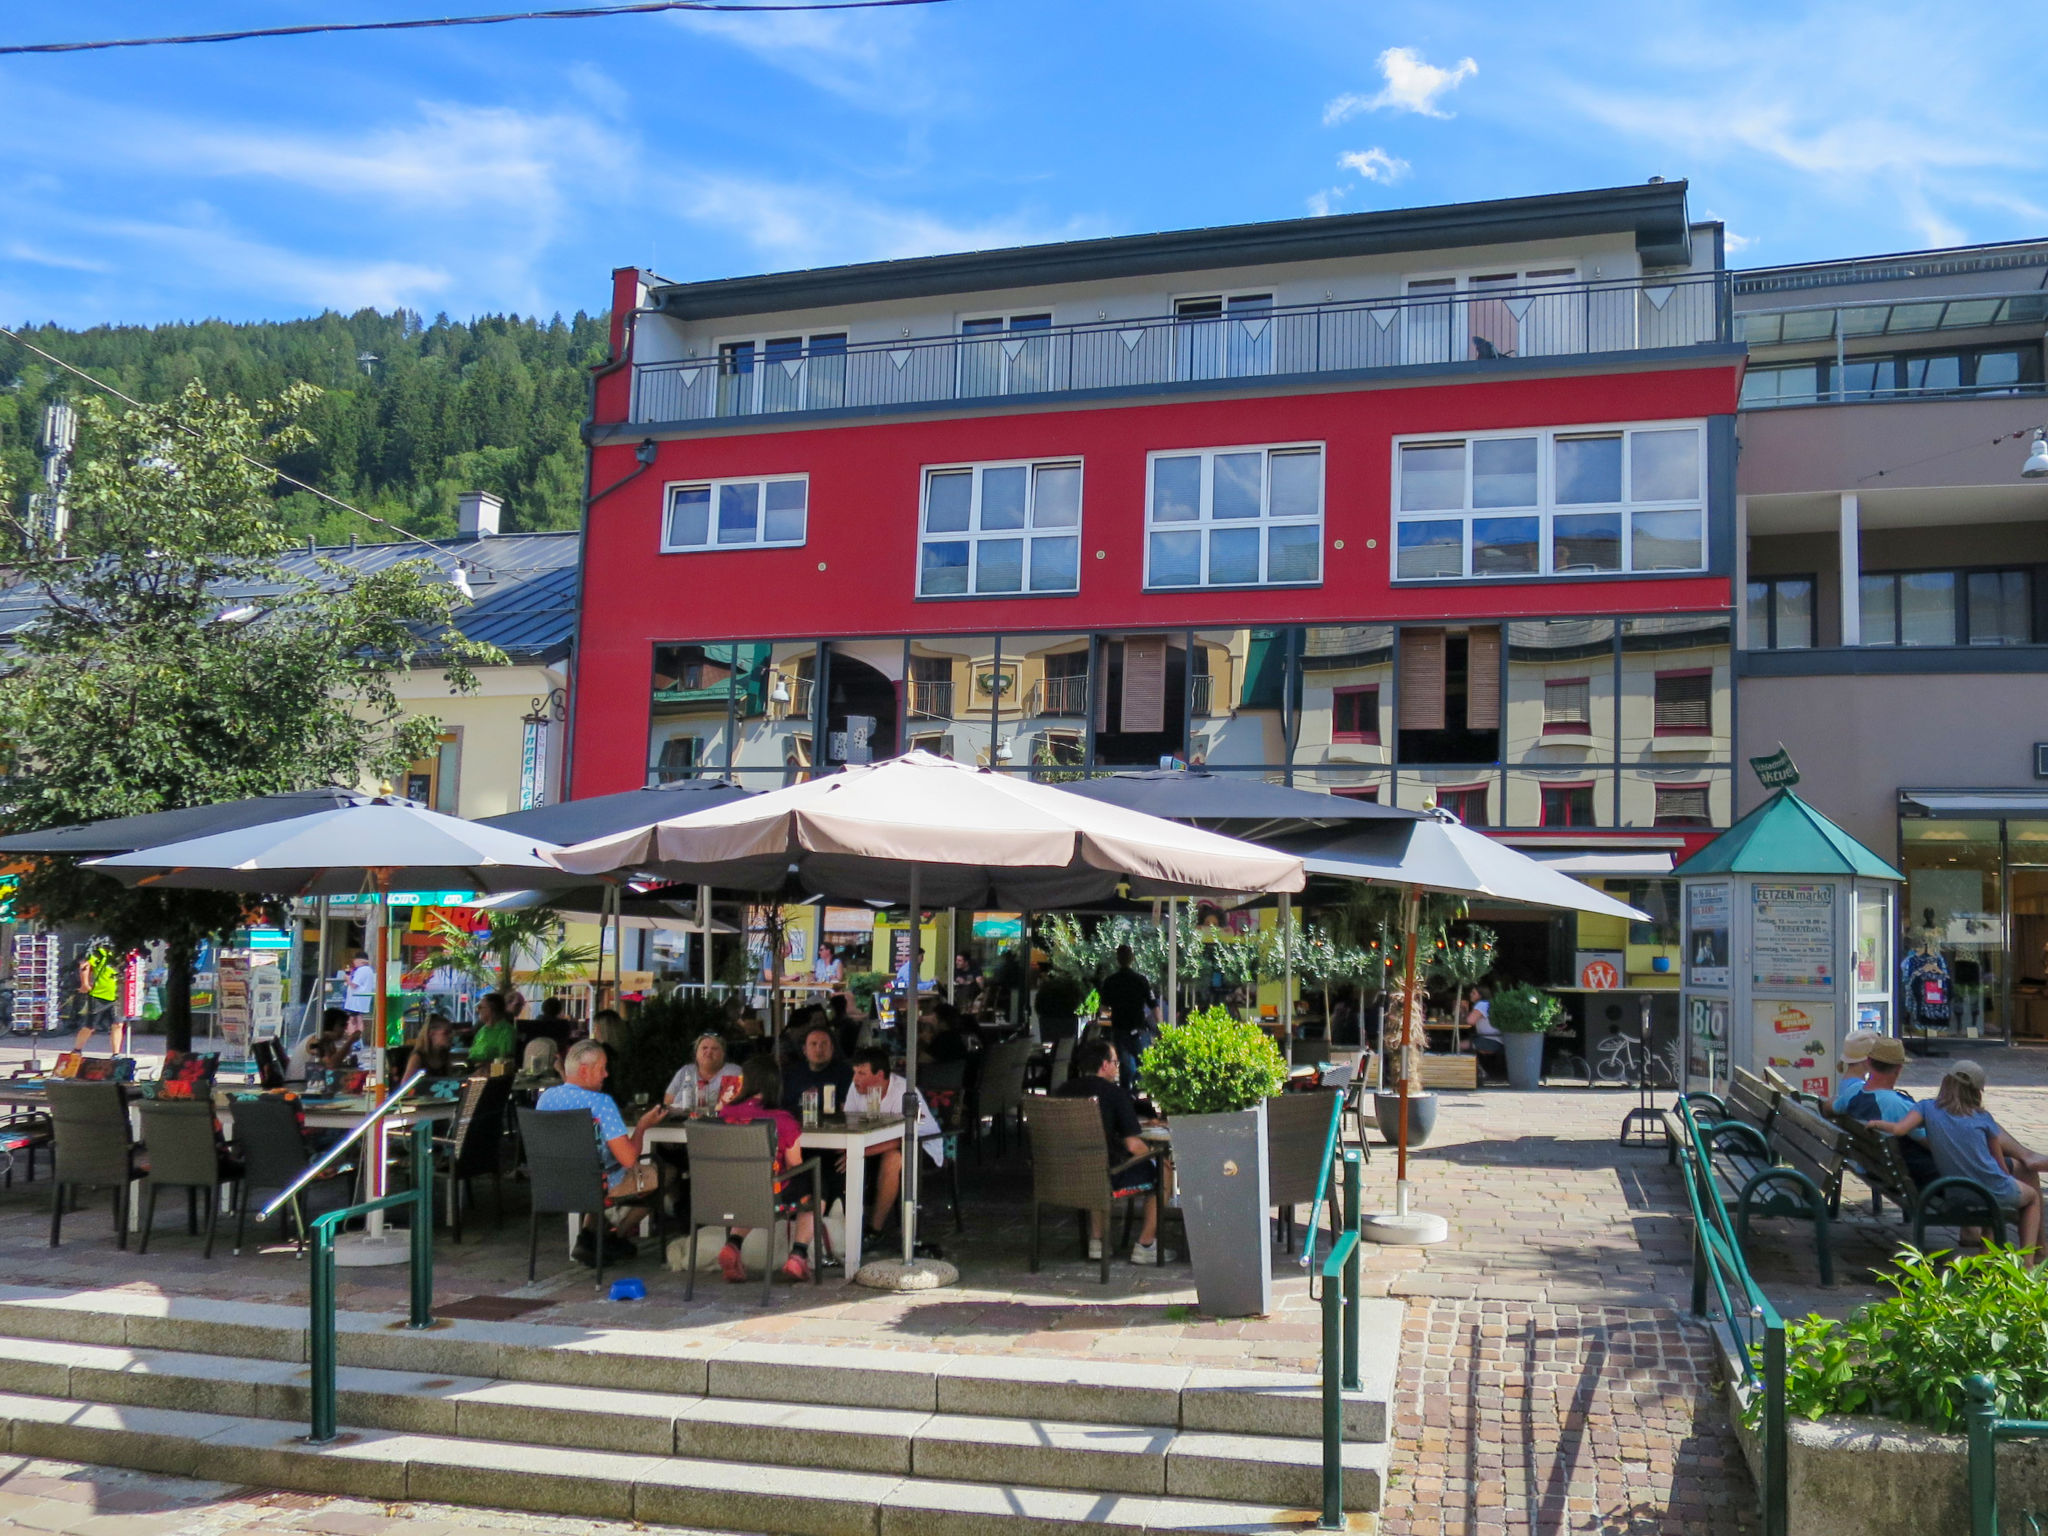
xmin=770 ymin=673 xmax=791 ymax=704
xmin=2024 ymin=429 xmax=2048 ymax=480
xmin=994 ymin=737 xmax=1013 ymax=763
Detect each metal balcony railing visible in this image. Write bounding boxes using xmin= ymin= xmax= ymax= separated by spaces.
xmin=629 ymin=273 xmax=1729 ymax=425
xmin=909 ymin=678 xmax=954 ymax=720
xmin=1026 ymin=673 xmax=1088 ymax=717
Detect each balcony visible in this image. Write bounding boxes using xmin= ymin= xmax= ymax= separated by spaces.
xmin=909 ymin=678 xmax=954 ymax=720
xmin=628 ymin=274 xmax=1729 ymax=426
xmin=1026 ymin=673 xmax=1088 ymax=717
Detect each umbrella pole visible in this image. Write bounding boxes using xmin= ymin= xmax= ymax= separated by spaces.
xmin=304 ymin=895 xmax=330 ymax=1046
xmin=770 ymin=903 xmax=784 ymax=1044
xmin=1021 ymin=911 xmax=1034 ymax=1037
xmin=1359 ymin=885 xmax=1448 ymax=1247
xmin=1163 ymin=897 xmax=1177 ymax=1028
xmin=1280 ymin=892 xmax=1294 ymax=1054
xmin=902 ymin=867 xmax=920 ymax=1265
xmin=336 ymin=890 xmax=408 ymax=1266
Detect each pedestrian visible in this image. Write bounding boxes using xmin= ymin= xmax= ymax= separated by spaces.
xmin=1097 ymin=945 xmax=1157 ymax=1090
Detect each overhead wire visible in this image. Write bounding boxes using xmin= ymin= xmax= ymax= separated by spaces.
xmin=0 ymin=0 xmax=948 ymax=56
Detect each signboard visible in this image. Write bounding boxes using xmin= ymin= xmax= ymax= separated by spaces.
xmin=330 ymin=891 xmax=477 ymax=908
xmin=240 ymin=927 xmax=294 ymax=951
xmin=1687 ymin=995 xmax=1729 ymax=1086
xmin=1754 ymin=998 xmax=1836 ymax=1099
xmin=974 ymin=915 xmax=1024 ymax=939
xmin=1575 ymin=951 xmax=1623 ymax=990
xmin=1748 ymin=746 xmax=1801 ymax=788
xmin=1751 ymin=883 xmax=1836 ymax=991
xmin=1685 ymin=883 xmax=1731 ymax=988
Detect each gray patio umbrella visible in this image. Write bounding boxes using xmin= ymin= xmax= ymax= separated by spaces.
xmin=478 ymin=777 xmax=753 ymax=846
xmin=0 ymin=786 xmax=372 ymax=857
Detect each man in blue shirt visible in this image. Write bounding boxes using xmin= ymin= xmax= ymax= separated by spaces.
xmin=537 ymin=1040 xmax=666 ymax=1266
xmin=1836 ymin=1037 xmax=1936 ymax=1186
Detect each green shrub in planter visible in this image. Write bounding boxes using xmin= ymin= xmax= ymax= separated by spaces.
xmin=845 ymin=970 xmax=891 ymax=1013
xmin=1140 ymin=1004 xmax=1288 ymax=1116
xmin=1489 ymin=983 xmax=1563 ymax=1034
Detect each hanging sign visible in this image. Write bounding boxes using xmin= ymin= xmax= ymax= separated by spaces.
xmin=1576 ymin=951 xmax=1623 ymax=989
xmin=1748 ymin=746 xmax=1801 ymax=788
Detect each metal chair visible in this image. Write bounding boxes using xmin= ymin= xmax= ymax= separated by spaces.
xmin=232 ymin=1095 xmax=354 ymax=1255
xmin=976 ymin=1037 xmax=1034 ymax=1160
xmin=1266 ymin=1088 xmax=1341 ymax=1254
xmin=1021 ymin=1094 xmax=1152 ymax=1284
xmin=516 ymin=1107 xmax=666 ymax=1289
xmin=919 ymin=1059 xmax=968 ymax=1233
xmin=435 ymin=1074 xmax=510 ymax=1241
xmin=136 ymin=1099 xmax=242 ymax=1258
xmin=47 ymin=1081 xmax=144 ymax=1249
xmin=679 ymin=1119 xmax=823 ymax=1307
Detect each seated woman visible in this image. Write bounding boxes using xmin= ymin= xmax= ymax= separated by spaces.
xmin=292 ymin=1007 xmax=354 ymax=1080
xmin=466 ymin=994 xmax=518 ymax=1068
xmin=665 ymin=1032 xmax=743 ymax=1112
xmin=1463 ymin=987 xmax=1505 ymax=1081
xmin=1873 ymin=1059 xmax=2048 ymax=1258
xmin=714 ymin=1057 xmax=817 ymax=1283
xmin=516 ymin=1036 xmax=563 ymax=1090
xmin=402 ymin=1014 xmax=458 ymax=1081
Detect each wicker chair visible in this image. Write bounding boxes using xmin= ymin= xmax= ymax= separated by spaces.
xmin=136 ymin=1099 xmax=242 ymax=1258
xmin=678 ymin=1119 xmax=823 ymax=1307
xmin=516 ymin=1107 xmax=666 ymax=1288
xmin=46 ymin=1081 xmax=145 ymax=1249
xmin=976 ymin=1037 xmax=1034 ymax=1161
xmin=1266 ymin=1088 xmax=1342 ymax=1254
xmin=1021 ymin=1094 xmax=1153 ymax=1283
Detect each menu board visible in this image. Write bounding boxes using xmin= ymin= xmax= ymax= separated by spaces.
xmin=1685 ymin=883 xmax=1731 ymax=988
xmin=1751 ymin=883 xmax=1835 ymax=992
xmin=1754 ymin=998 xmax=1836 ymax=1099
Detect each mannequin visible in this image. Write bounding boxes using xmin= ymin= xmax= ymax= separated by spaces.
xmin=1899 ymin=925 xmax=1952 ymax=1036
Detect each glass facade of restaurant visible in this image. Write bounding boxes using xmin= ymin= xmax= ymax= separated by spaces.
xmin=1896 ymin=812 xmax=2048 ymax=1044
xmin=646 ymin=614 xmax=1734 ymax=830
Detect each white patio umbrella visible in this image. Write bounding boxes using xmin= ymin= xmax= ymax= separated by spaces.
xmin=551 ymin=750 xmax=1305 ymax=1283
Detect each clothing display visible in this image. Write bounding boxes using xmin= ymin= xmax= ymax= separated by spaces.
xmin=1900 ymin=947 xmax=1952 ymax=1032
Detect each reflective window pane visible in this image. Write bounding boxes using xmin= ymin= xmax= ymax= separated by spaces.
xmin=1555 ymin=435 xmax=1623 ymax=504
xmin=1029 ymin=536 xmax=1080 ymax=592
xmin=925 ymin=470 xmax=972 ymax=533
xmin=1267 ymin=523 xmax=1320 ymax=583
xmin=1553 ymin=512 xmax=1621 ymax=573
xmin=716 ymin=481 xmax=760 ymax=543
xmin=1969 ymin=570 xmax=2030 ymax=645
xmin=1268 ymin=450 xmax=1322 ymax=519
xmin=1472 ymin=437 xmax=1538 ymax=508
xmin=1152 ymin=456 xmax=1202 ymax=521
xmin=980 ymin=466 xmax=1027 ymax=530
xmin=1746 ymin=581 xmax=1770 ymax=646
xmin=921 ymin=541 xmax=969 ymax=595
xmin=1399 ymin=442 xmax=1466 ymax=511
xmin=1472 ymin=516 xmax=1540 ymax=576
xmin=975 ymin=538 xmax=1024 ymax=593
xmin=1208 ymin=527 xmax=1261 ymax=584
xmin=1900 ymin=571 xmax=1957 ymax=646
xmin=763 ymin=480 xmax=806 ymax=542
xmin=1149 ymin=531 xmax=1201 ymax=586
xmin=1396 ymin=519 xmax=1463 ymax=578
xmin=1630 ymin=429 xmax=1699 ymax=501
xmin=1774 ymin=580 xmax=1814 ymax=649
xmin=1860 ymin=574 xmax=1897 ymax=645
xmin=667 ymin=486 xmax=710 ymax=547
xmin=1629 ymin=509 xmax=1703 ymax=571
xmin=1213 ymin=452 xmax=1264 ymax=520
xmin=1032 ymin=464 xmax=1081 ymax=527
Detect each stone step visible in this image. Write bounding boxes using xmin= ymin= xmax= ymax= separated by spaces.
xmin=0 ymin=1336 xmax=1389 ymax=1511
xmin=0 ymin=1284 xmax=1397 ymax=1442
xmin=0 ymin=1391 xmax=1383 ymax=1534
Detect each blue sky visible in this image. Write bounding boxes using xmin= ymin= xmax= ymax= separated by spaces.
xmin=1 ymin=1 xmax=2041 ymax=328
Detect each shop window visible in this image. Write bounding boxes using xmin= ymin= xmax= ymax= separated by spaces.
xmin=1652 ymin=670 xmax=1712 ymax=736
xmin=1436 ymin=783 xmax=1490 ymax=827
xmin=1539 ymin=782 xmax=1596 ymax=826
xmin=918 ymin=459 xmax=1081 ymax=597
xmin=1541 ymin=677 xmax=1591 ymax=734
xmin=1145 ymin=444 xmax=1323 ymax=589
xmin=1332 ymin=685 xmax=1380 ymax=744
xmin=663 ymin=475 xmax=808 ymax=552
xmin=1746 ymin=576 xmax=1815 ymax=650
xmin=1653 ymin=783 xmax=1712 ymax=827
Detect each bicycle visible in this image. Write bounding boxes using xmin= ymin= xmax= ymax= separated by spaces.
xmin=1594 ymin=1029 xmax=1681 ymax=1089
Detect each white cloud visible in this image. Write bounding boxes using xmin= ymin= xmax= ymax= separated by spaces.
xmin=2 ymin=241 xmax=113 ymax=275
xmin=1722 ymin=230 xmax=1756 ymax=255
xmin=664 ymin=7 xmax=941 ymax=116
xmin=1339 ymin=147 xmax=1409 ymax=183
xmin=1324 ymin=47 xmax=1477 ymax=124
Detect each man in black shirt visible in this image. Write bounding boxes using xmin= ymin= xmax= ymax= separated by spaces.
xmin=1054 ymin=1039 xmax=1162 ymax=1264
xmin=1096 ymin=945 xmax=1157 ymax=1090
xmin=781 ymin=1022 xmax=855 ymax=1112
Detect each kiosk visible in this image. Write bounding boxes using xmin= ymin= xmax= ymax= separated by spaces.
xmin=1676 ymin=787 xmax=1901 ymax=1101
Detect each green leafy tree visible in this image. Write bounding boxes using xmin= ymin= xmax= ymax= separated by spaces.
xmin=427 ymin=907 xmax=598 ymax=993
xmin=0 ymin=381 xmax=502 ymax=1050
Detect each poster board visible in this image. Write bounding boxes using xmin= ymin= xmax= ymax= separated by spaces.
xmin=1753 ymin=998 xmax=1836 ymax=1099
xmin=1684 ymin=883 xmax=1730 ymax=988
xmin=1750 ymin=883 xmax=1836 ymax=992
xmin=1687 ymin=995 xmax=1729 ymax=1089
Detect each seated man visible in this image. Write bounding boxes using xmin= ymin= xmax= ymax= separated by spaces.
xmin=1054 ymin=1039 xmax=1163 ymax=1264
xmin=1837 ymin=1036 xmax=1939 ymax=1187
xmin=1830 ymin=1030 xmax=1885 ymax=1110
xmin=536 ymin=1039 xmax=667 ymax=1267
xmin=782 ymin=1022 xmax=854 ymax=1112
xmin=844 ymin=1046 xmax=943 ymax=1244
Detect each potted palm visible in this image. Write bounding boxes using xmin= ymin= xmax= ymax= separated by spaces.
xmin=1490 ymin=982 xmax=1563 ymax=1090
xmin=1139 ymin=1006 xmax=1288 ymax=1317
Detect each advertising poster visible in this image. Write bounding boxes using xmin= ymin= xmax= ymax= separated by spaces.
xmin=1685 ymin=883 xmax=1731 ymax=988
xmin=1751 ymin=883 xmax=1836 ymax=991
xmin=779 ymin=904 xmax=818 ymax=981
xmin=1687 ymin=995 xmax=1729 ymax=1089
xmin=1754 ymin=999 xmax=1836 ymax=1099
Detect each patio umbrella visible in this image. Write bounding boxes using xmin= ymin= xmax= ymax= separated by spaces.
xmin=477 ymin=776 xmax=753 ymax=846
xmin=0 ymin=786 xmax=372 ymax=857
xmin=551 ymin=750 xmax=1305 ymax=1283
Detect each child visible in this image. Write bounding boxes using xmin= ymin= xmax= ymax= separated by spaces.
xmin=715 ymin=1057 xmax=817 ymax=1283
xmin=1873 ymin=1060 xmax=2048 ymax=1260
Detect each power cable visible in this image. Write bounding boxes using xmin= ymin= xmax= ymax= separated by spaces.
xmin=0 ymin=0 xmax=949 ymax=56
xmin=1857 ymin=421 xmax=2046 ymax=484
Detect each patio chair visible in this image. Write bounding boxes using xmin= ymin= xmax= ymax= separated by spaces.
xmin=136 ymin=1098 xmax=242 ymax=1258
xmin=1049 ymin=1036 xmax=1076 ymax=1089
xmin=46 ymin=1081 xmax=145 ymax=1249
xmin=1021 ymin=1094 xmax=1153 ymax=1284
xmin=2 ymin=1104 xmax=51 ymax=1188
xmin=434 ymin=1074 xmax=510 ymax=1242
xmin=976 ymin=1037 xmax=1034 ymax=1161
xmin=516 ymin=1107 xmax=666 ymax=1289
xmin=919 ymin=1059 xmax=968 ymax=1233
xmin=679 ymin=1119 xmax=823 ymax=1307
xmin=232 ymin=1095 xmax=355 ymax=1255
xmin=1266 ymin=1089 xmax=1342 ymax=1254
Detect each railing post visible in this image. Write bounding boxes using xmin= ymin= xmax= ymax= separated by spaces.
xmin=1691 ymin=1216 xmax=1709 ymax=1317
xmin=1762 ymin=1312 xmax=1788 ymax=1536
xmin=1342 ymin=1149 xmax=1362 ymax=1392
xmin=1966 ymin=1374 xmax=1999 ymax=1536
xmin=308 ymin=1218 xmax=338 ymax=1444
xmin=1319 ymin=1248 xmax=1345 ymax=1530
xmin=409 ymin=1119 xmax=434 ymax=1330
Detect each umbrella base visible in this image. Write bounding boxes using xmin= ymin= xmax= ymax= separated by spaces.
xmin=1358 ymin=1210 xmax=1450 ymax=1246
xmin=851 ymin=1257 xmax=959 ymax=1291
xmin=332 ymin=1233 xmax=411 ymax=1268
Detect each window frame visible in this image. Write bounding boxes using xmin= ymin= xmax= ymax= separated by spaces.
xmin=1652 ymin=781 xmax=1714 ymax=828
xmin=1436 ymin=783 xmax=1490 ymax=827
xmin=1652 ymin=668 xmax=1715 ymax=737
xmin=1143 ymin=441 xmax=1326 ymax=591
xmin=1857 ymin=565 xmax=2033 ymax=647
xmin=708 ymin=329 xmax=849 ymax=416
xmin=1331 ymin=684 xmax=1381 ymax=745
xmin=1538 ymin=780 xmax=1598 ymax=827
xmin=915 ymin=457 xmax=1085 ymax=600
xmin=1541 ymin=676 xmax=1593 ymax=736
xmin=660 ymin=473 xmax=811 ymax=554
xmin=1390 ymin=419 xmax=1708 ymax=582
xmin=1746 ymin=574 xmax=1817 ymax=651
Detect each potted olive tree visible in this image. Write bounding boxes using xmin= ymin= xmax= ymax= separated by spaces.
xmin=1490 ymin=983 xmax=1563 ymax=1090
xmin=1139 ymin=1006 xmax=1289 ymax=1317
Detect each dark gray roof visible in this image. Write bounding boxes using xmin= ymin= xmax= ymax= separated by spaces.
xmin=651 ymin=182 xmax=1697 ymax=321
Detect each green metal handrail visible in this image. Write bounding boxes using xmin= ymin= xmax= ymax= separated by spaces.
xmin=1298 ymin=1089 xmax=1346 ymax=1275
xmin=1967 ymin=1373 xmax=2048 ymax=1535
xmin=1675 ymin=1096 xmax=1787 ymax=1536
xmin=303 ymin=1117 xmax=438 ymax=1443
xmin=257 ymin=1069 xmax=427 ymax=1222
xmin=1316 ymin=1148 xmax=1363 ymax=1530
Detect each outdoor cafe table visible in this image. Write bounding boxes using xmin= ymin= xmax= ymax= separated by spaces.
xmin=642 ymin=1112 xmax=907 ymax=1274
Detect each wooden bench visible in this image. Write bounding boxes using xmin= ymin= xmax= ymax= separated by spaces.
xmin=1821 ymin=1101 xmax=2007 ymax=1250
xmin=1417 ymin=1055 xmax=1480 ymax=1091
xmin=1698 ymin=1090 xmax=1849 ymax=1286
xmin=1724 ymin=1067 xmax=1781 ymax=1142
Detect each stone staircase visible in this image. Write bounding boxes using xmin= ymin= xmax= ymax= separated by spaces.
xmin=0 ymin=1286 xmax=1397 ymax=1533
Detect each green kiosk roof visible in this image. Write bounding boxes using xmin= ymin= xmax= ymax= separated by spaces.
xmin=1673 ymin=788 xmax=1902 ymax=881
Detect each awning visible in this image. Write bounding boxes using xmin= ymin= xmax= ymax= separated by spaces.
xmin=1520 ymin=849 xmax=1674 ymax=877
xmin=1902 ymin=792 xmax=2048 ymax=817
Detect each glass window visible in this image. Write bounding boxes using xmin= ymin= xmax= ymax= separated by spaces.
xmin=1861 ymin=573 xmax=1898 ymax=645
xmin=1653 ymin=784 xmax=1712 ymax=826
xmin=663 ymin=475 xmax=808 ymax=552
xmin=1396 ymin=520 xmax=1463 ymax=579
xmin=1144 ymin=445 xmax=1323 ymax=589
xmin=1630 ymin=509 xmax=1704 ymax=571
xmin=1653 ymin=671 xmax=1712 ymax=734
xmin=713 ymin=331 xmax=847 ymax=416
xmin=919 ymin=460 xmax=1083 ymax=598
xmin=1900 ymin=571 xmax=1957 ymax=646
xmin=1554 ymin=435 xmax=1622 ymax=504
xmin=1399 ymin=443 xmax=1466 ymax=511
xmin=1552 ymin=512 xmax=1621 ymax=574
xmin=1471 ymin=517 xmax=1540 ymax=576
xmin=1541 ymin=783 xmax=1596 ymax=826
xmin=1969 ymin=570 xmax=2031 ymax=645
xmin=1332 ymin=685 xmax=1379 ymax=743
xmin=1747 ymin=577 xmax=1815 ymax=650
xmin=1631 ymin=429 xmax=1700 ymax=501
xmin=1543 ymin=678 xmax=1590 ymax=732
xmin=1471 ymin=437 xmax=1537 ymax=508
xmin=1438 ymin=784 xmax=1489 ymax=826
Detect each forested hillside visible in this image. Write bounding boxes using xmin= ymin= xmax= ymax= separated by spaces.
xmin=0 ymin=309 xmax=611 ymax=541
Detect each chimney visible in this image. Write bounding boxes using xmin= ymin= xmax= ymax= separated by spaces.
xmin=457 ymin=490 xmax=502 ymax=539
